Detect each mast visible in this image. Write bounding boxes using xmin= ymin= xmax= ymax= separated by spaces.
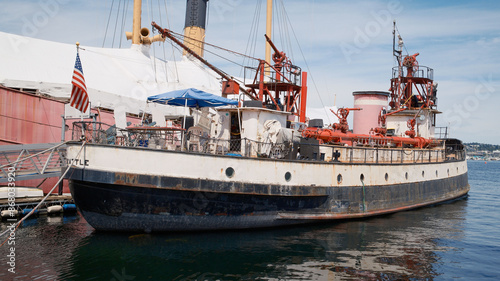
xmin=265 ymin=0 xmax=272 ymax=74
xmin=126 ymin=0 xmax=164 ymax=45
xmin=132 ymin=0 xmax=141 ymax=44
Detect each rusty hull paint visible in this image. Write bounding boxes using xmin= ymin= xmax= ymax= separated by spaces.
xmin=82 ymin=168 xmax=328 ymax=197
xmin=67 ymin=166 xmax=469 ymax=232
xmin=279 ymin=186 xmax=469 ymax=220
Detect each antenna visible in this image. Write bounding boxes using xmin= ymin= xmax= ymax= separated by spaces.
xmin=393 ymin=20 xmax=402 ymax=65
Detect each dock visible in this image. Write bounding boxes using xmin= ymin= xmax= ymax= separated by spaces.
xmin=0 ymin=142 xmax=75 ymax=219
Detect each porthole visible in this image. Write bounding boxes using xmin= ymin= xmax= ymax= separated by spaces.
xmin=422 ymin=171 xmax=425 ymax=177
xmin=405 ymin=172 xmax=408 ymax=180
xmin=384 ymin=173 xmax=389 ymax=181
xmin=225 ymin=167 xmax=235 ymax=178
xmin=360 ymin=174 xmax=365 ymax=181
xmin=285 ymin=172 xmax=292 ymax=182
xmin=337 ymin=174 xmax=343 ymax=184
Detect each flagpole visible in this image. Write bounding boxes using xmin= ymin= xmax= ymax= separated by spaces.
xmin=76 ymin=42 xmax=85 ymax=139
xmin=70 ymin=41 xmax=90 ymax=141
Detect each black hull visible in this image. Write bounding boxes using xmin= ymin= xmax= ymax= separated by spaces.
xmin=68 ymin=168 xmax=469 ymax=232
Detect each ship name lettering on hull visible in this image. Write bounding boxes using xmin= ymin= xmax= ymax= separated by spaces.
xmin=67 ymin=158 xmax=89 ymax=166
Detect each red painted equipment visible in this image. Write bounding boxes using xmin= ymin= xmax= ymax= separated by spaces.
xmin=245 ymin=35 xmax=308 ymax=122
xmin=302 ymin=127 xmax=438 ymax=148
xmin=389 ymin=52 xmax=436 ymax=110
xmin=372 ymin=107 xmax=406 ymax=136
xmin=330 ymin=107 xmax=360 ymax=133
xmin=405 ymin=119 xmax=416 ymax=138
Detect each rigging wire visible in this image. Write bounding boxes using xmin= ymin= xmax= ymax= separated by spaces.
xmin=119 ymin=0 xmax=130 ymax=48
xmin=280 ymin=2 xmax=331 ymax=123
xmin=112 ymin=0 xmax=122 ymax=48
xmin=275 ymin=2 xmax=283 ymax=56
xmin=274 ymin=1 xmax=281 ymax=51
xmin=279 ymin=0 xmax=294 ymax=61
xmin=147 ymin=0 xmax=158 ymax=82
xmin=166 ymin=29 xmax=259 ymax=61
xmin=163 ymin=0 xmax=179 ymax=82
xmin=250 ymin=1 xmax=262 ymax=64
xmin=240 ymin=0 xmax=262 ymax=78
xmin=102 ymin=0 xmax=115 ymax=47
xmin=84 ymin=49 xmax=159 ymax=65
xmin=394 ymin=24 xmax=409 ymax=56
xmin=161 ymin=32 xmax=247 ymax=87
xmin=167 ymin=32 xmax=248 ymax=70
xmin=157 ymin=0 xmax=169 ymax=82
xmin=250 ymin=0 xmax=262 ymax=65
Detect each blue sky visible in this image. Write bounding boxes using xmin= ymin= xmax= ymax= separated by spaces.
xmin=1 ymin=0 xmax=499 ymax=144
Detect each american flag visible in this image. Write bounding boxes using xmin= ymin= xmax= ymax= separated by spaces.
xmin=69 ymin=53 xmax=89 ymax=113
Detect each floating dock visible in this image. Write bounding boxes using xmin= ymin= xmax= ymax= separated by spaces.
xmin=0 ymin=194 xmax=75 ymax=219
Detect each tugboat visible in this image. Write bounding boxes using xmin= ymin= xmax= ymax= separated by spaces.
xmin=64 ymin=2 xmax=469 ymax=232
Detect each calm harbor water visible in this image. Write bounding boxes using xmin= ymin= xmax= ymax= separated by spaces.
xmin=1 ymin=161 xmax=499 ymax=280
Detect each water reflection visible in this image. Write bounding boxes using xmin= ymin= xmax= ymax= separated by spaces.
xmin=59 ymin=198 xmax=467 ymax=280
xmin=0 ymin=214 xmax=92 ymax=281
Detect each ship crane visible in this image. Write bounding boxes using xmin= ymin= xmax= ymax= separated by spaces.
xmin=151 ymin=22 xmax=308 ymax=122
xmin=244 ymin=36 xmax=308 ymax=122
xmin=151 ymin=22 xmax=252 ymax=100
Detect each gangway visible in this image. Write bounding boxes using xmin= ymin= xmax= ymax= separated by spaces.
xmin=0 ymin=142 xmax=66 ymax=184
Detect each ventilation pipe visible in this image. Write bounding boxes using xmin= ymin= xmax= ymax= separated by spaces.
xmin=125 ymin=0 xmax=164 ymax=45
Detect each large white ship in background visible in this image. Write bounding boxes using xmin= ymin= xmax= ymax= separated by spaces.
xmin=0 ymin=1 xmax=222 ymax=146
xmin=60 ymin=0 xmax=468 ymax=232
xmin=0 ymin=0 xmax=222 ymax=193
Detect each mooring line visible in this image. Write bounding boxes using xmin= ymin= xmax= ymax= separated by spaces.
xmin=361 ymin=179 xmax=366 ymax=212
xmin=0 ymin=141 xmax=86 ymax=245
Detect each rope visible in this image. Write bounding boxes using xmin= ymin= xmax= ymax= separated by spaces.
xmin=361 ymin=178 xmax=366 ymax=212
xmin=0 ymin=141 xmax=87 ymax=245
xmin=166 ymin=29 xmax=260 ymax=62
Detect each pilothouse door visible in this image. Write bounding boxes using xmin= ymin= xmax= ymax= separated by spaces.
xmin=230 ymin=112 xmax=241 ymax=152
